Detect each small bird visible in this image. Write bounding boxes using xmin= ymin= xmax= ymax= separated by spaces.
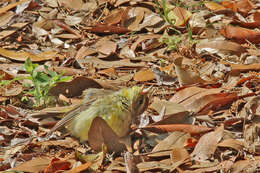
xmin=48 ymin=86 xmax=150 ymax=151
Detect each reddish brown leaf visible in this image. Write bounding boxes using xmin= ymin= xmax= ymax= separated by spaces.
xmin=236 ymin=0 xmax=254 ymax=14
xmin=54 ymin=20 xmax=82 ymax=38
xmin=221 ymin=25 xmax=260 ymax=44
xmin=198 ymin=92 xmax=256 ymax=114
xmin=85 ymin=24 xmax=130 ymax=34
xmin=44 ymin=158 xmax=71 ymax=173
xmin=230 ymin=63 xmax=260 ymax=74
xmin=141 ymin=124 xmax=213 ymax=135
xmin=191 ymin=124 xmax=224 ymax=161
xmin=103 ymin=8 xmax=125 ymax=25
xmin=49 ymin=76 xmax=103 ymax=97
xmin=88 ymin=116 xmax=126 ymax=153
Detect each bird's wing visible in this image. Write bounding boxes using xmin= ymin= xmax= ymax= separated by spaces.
xmin=47 ymin=88 xmax=114 ymax=137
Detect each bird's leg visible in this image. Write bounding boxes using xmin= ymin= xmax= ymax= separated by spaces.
xmin=120 ymin=135 xmax=133 ymax=153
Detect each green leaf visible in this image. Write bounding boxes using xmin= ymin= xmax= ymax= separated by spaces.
xmin=22 ymin=58 xmax=73 ymax=107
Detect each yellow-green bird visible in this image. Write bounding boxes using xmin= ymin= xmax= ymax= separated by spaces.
xmin=49 ymin=86 xmax=150 ymax=150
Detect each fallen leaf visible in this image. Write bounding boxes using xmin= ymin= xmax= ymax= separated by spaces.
xmin=11 ymin=156 xmax=51 ymax=173
xmin=137 ymin=159 xmax=172 ymax=172
xmin=221 ymin=25 xmax=260 ymax=44
xmin=103 ymin=8 xmax=125 ymax=25
xmin=0 ymin=11 xmax=14 ymax=28
xmin=0 ymin=0 xmax=28 ymax=15
xmin=88 ymin=116 xmax=126 ymax=153
xmin=236 ymin=0 xmax=254 ymax=14
xmin=85 ymin=24 xmax=130 ymax=34
xmin=173 ymin=56 xmax=206 ymax=86
xmin=230 ymin=63 xmax=260 ymax=74
xmin=218 ymin=138 xmax=245 ymax=151
xmin=204 ymin=2 xmax=226 ymax=11
xmin=152 ymin=67 xmax=177 ymax=86
xmin=133 ymin=69 xmax=155 ymax=82
xmin=0 ymin=48 xmax=56 ymax=62
xmin=149 ymin=98 xmax=187 ymax=116
xmin=191 ymin=124 xmax=224 ymax=161
xmin=142 ymin=124 xmax=213 ymax=135
xmin=134 ymin=64 xmax=175 ymax=82
xmin=0 ymin=22 xmax=28 ymax=40
xmin=44 ymin=158 xmax=71 ymax=173
xmin=95 ymin=39 xmax=117 ymax=55
xmin=231 ymin=157 xmax=260 ymax=173
xmin=149 ymin=131 xmax=190 ymax=157
xmin=77 ymin=57 xmax=145 ymax=69
xmin=168 ymin=6 xmax=192 ymax=27
xmin=66 ymin=162 xmax=92 ymax=173
xmin=49 ymin=76 xmax=103 ymax=97
xmin=124 ymin=7 xmax=145 ymax=31
xmin=196 ymin=40 xmax=246 ymax=55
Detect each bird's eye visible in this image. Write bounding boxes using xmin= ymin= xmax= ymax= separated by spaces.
xmin=138 ymin=96 xmax=144 ymax=105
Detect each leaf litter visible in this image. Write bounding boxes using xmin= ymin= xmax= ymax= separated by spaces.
xmin=0 ymin=0 xmax=260 ymax=172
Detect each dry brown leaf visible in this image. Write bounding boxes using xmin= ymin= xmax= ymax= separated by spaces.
xmin=230 ymin=63 xmax=260 ymax=74
xmin=0 ymin=0 xmax=28 ymax=15
xmin=204 ymin=2 xmax=226 ymax=11
xmin=133 ymin=69 xmax=155 ymax=82
xmin=85 ymin=24 xmax=130 ymax=34
xmin=150 ymin=131 xmax=190 ymax=157
xmin=171 ymin=148 xmax=190 ymax=171
xmin=170 ymin=86 xmax=243 ymax=114
xmin=0 ymin=22 xmax=28 ymax=40
xmin=10 ymin=156 xmax=51 ymax=173
xmin=173 ymin=56 xmax=206 ymax=86
xmin=218 ymin=138 xmax=245 ymax=151
xmin=124 ymin=7 xmax=145 ymax=31
xmin=59 ymin=0 xmax=97 ymax=11
xmin=0 ymin=48 xmax=56 ymax=62
xmin=98 ymin=68 xmax=117 ymax=77
xmin=103 ymin=8 xmax=125 ymax=25
xmin=142 ymin=124 xmax=213 ymax=135
xmin=221 ymin=25 xmax=260 ymax=44
xmin=196 ymin=40 xmax=246 ymax=55
xmin=236 ymin=0 xmax=254 ymax=14
xmin=170 ymin=147 xmax=190 ymax=163
xmin=231 ymin=157 xmax=260 ymax=173
xmin=0 ymin=83 xmax=23 ymax=96
xmin=170 ymin=86 xmax=210 ymax=103
xmin=44 ymin=158 xmax=71 ymax=173
xmin=134 ymin=64 xmax=175 ymax=82
xmin=88 ymin=116 xmax=126 ymax=153
xmin=130 ymin=34 xmax=161 ymax=51
xmin=66 ymin=162 xmax=92 ymax=173
xmin=0 ymin=11 xmax=14 ymax=28
xmin=149 ymin=98 xmax=187 ymax=116
xmin=169 ymin=6 xmax=192 ymax=27
xmin=75 ymin=46 xmax=97 ymax=60
xmin=77 ymin=57 xmax=145 ymax=69
xmin=136 ymin=159 xmax=172 ymax=172
xmin=49 ymin=76 xmax=103 ymax=97
xmin=38 ymin=137 xmax=79 ymax=149
xmin=191 ymin=124 xmax=224 ymax=161
xmin=95 ymin=39 xmax=117 ymax=55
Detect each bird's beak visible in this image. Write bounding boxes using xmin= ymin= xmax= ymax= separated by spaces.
xmin=141 ymin=85 xmax=153 ymax=97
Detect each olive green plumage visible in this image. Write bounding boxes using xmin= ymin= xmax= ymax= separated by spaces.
xmin=50 ymin=86 xmax=149 ymax=142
